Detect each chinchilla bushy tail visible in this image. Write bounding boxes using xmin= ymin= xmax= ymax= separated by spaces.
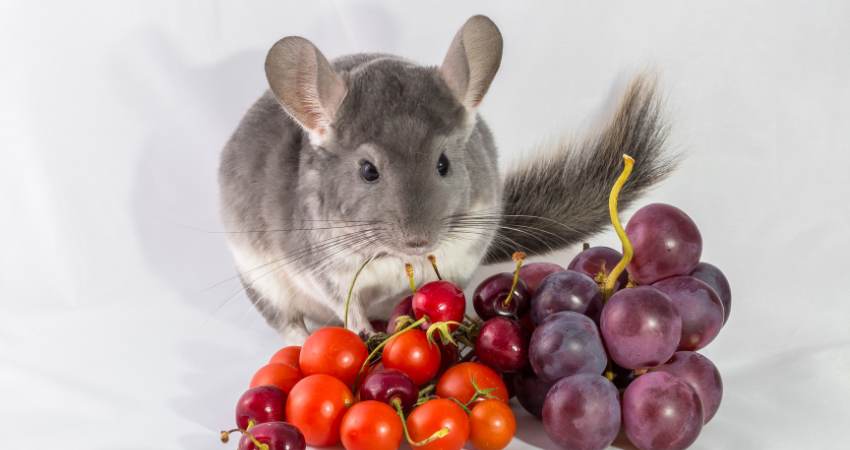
xmin=484 ymin=75 xmax=676 ymax=263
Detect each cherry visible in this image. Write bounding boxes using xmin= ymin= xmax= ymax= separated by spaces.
xmin=359 ymin=367 xmax=418 ymax=412
xmin=411 ymin=280 xmax=465 ymax=328
xmin=387 ymin=295 xmax=414 ymax=333
xmin=234 ymin=421 xmax=306 ymax=450
xmin=235 ymin=386 xmax=286 ymax=430
xmin=473 ymin=251 xmax=530 ymax=320
xmin=518 ymin=262 xmax=565 ymax=296
xmin=475 ymin=317 xmax=528 ymax=372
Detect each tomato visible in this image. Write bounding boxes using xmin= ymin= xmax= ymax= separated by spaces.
xmin=250 ymin=362 xmax=302 ymax=394
xmin=285 ymin=374 xmax=354 ymax=446
xmin=382 ymin=329 xmax=441 ymax=385
xmin=469 ymin=399 xmax=516 ymax=450
xmin=299 ymin=327 xmax=368 ymax=386
xmin=340 ymin=400 xmax=403 ymax=450
xmin=436 ymin=362 xmax=509 ymax=404
xmin=407 ymin=398 xmax=470 ymax=450
xmin=269 ymin=345 xmax=301 ymax=367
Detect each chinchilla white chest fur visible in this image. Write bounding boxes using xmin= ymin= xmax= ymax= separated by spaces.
xmin=219 ymin=15 xmax=673 ymax=342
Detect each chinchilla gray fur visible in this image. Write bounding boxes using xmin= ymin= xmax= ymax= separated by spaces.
xmin=219 ymin=15 xmax=675 ymax=342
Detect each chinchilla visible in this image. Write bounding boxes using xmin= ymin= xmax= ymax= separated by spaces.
xmin=219 ymin=15 xmax=674 ymax=342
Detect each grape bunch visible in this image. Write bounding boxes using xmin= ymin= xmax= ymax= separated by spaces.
xmin=486 ymin=155 xmax=730 ymax=450
xmin=220 ymin=155 xmax=730 ymax=450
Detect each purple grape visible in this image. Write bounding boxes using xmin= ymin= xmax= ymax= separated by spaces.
xmin=690 ymin=262 xmax=731 ymax=323
xmin=626 ymin=203 xmax=702 ymax=285
xmin=653 ymin=276 xmax=724 ymax=351
xmin=600 ymin=286 xmax=682 ymax=369
xmin=519 ymin=262 xmax=565 ymax=296
xmin=622 ymin=372 xmax=703 ymax=450
xmin=475 ymin=317 xmax=528 ymax=372
xmin=473 ymin=272 xmax=530 ymax=319
xmin=386 ymin=295 xmax=413 ymax=333
xmin=568 ymin=246 xmax=629 ymax=291
xmin=358 ymin=367 xmax=418 ymax=412
xmin=529 ymin=311 xmax=607 ymax=382
xmin=237 ymin=421 xmax=306 ymax=450
xmin=530 ymin=270 xmax=604 ymax=325
xmin=654 ymin=351 xmax=723 ymax=423
xmin=512 ymin=369 xmax=555 ymax=418
xmin=542 ymin=373 xmax=621 ymax=450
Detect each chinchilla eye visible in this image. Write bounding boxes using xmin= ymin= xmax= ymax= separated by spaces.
xmin=437 ymin=153 xmax=450 ymax=176
xmin=359 ymin=159 xmax=380 ymax=183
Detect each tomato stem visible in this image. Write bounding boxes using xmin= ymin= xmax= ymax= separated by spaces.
xmin=343 ymin=256 xmax=373 ymax=330
xmin=603 ymin=154 xmax=635 ymax=300
xmin=427 ymin=254 xmax=443 ymax=280
xmin=392 ymin=397 xmax=450 ymax=447
xmin=501 ymin=251 xmax=526 ymax=308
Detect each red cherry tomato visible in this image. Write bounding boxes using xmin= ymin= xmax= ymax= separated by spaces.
xmin=412 ymin=280 xmax=466 ymax=328
xmin=407 ymin=398 xmax=470 ymax=450
xmin=469 ymin=399 xmax=516 ymax=450
xmin=382 ymin=329 xmax=441 ymax=385
xmin=299 ymin=327 xmax=368 ymax=386
xmin=269 ymin=345 xmax=301 ymax=368
xmin=250 ymin=362 xmax=302 ymax=394
xmin=340 ymin=400 xmax=403 ymax=450
xmin=285 ymin=374 xmax=354 ymax=447
xmin=436 ymin=362 xmax=509 ymax=404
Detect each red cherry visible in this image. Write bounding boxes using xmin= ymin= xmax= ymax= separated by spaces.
xmin=235 ymin=386 xmax=286 ymax=430
xmin=411 ymin=280 xmax=465 ymax=329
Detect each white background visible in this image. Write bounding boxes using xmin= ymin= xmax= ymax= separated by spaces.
xmin=2 ymin=1 xmax=849 ymax=449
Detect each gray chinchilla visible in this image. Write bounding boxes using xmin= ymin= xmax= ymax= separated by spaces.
xmin=219 ymin=15 xmax=674 ymax=342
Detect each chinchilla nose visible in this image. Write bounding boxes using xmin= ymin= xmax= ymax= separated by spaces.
xmin=405 ymin=238 xmax=430 ymax=249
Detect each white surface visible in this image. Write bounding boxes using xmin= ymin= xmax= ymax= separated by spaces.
xmin=2 ymin=0 xmax=849 ymax=449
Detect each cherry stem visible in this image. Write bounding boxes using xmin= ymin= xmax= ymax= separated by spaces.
xmin=426 ymin=254 xmax=443 ymax=280
xmin=501 ymin=251 xmax=526 ymax=308
xmin=343 ymin=256 xmax=373 ymax=330
xmin=392 ymin=397 xmax=450 ymax=446
xmin=359 ymin=316 xmax=428 ymax=375
xmin=603 ymin=154 xmax=635 ymax=300
xmin=405 ymin=263 xmax=417 ymax=294
xmin=219 ymin=422 xmax=269 ymax=450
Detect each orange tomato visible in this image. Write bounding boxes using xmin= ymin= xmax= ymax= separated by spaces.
xmin=382 ymin=329 xmax=441 ymax=385
xmin=269 ymin=345 xmax=301 ymax=368
xmin=285 ymin=374 xmax=354 ymax=447
xmin=249 ymin=362 xmax=302 ymax=394
xmin=299 ymin=327 xmax=368 ymax=386
xmin=340 ymin=400 xmax=403 ymax=450
xmin=436 ymin=362 xmax=509 ymax=404
xmin=469 ymin=399 xmax=516 ymax=450
xmin=407 ymin=398 xmax=470 ymax=450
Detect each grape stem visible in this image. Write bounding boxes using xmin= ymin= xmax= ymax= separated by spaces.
xmin=427 ymin=254 xmax=443 ymax=280
xmin=343 ymin=256 xmax=373 ymax=330
xmin=501 ymin=251 xmax=526 ymax=308
xmin=392 ymin=397 xmax=450 ymax=446
xmin=603 ymin=154 xmax=635 ymax=300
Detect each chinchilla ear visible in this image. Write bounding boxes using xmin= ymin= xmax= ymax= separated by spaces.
xmin=265 ymin=36 xmax=347 ymax=141
xmin=440 ymin=15 xmax=503 ymax=110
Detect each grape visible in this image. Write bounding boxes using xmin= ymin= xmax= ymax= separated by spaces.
xmin=690 ymin=262 xmax=732 ymax=323
xmin=622 ymin=371 xmax=703 ymax=450
xmin=512 ymin=369 xmax=555 ymax=418
xmin=600 ymin=286 xmax=681 ymax=369
xmin=518 ymin=262 xmax=565 ymax=296
xmin=542 ymin=373 xmax=621 ymax=450
xmin=626 ymin=203 xmax=702 ymax=285
xmin=654 ymin=351 xmax=723 ymax=423
xmin=568 ymin=246 xmax=629 ymax=291
xmin=653 ymin=276 xmax=724 ymax=351
xmin=530 ymin=270 xmax=604 ymax=325
xmin=473 ymin=272 xmax=530 ymax=319
xmin=475 ymin=317 xmax=528 ymax=372
xmin=529 ymin=311 xmax=607 ymax=382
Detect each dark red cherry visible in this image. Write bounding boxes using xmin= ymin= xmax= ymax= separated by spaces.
xmin=473 ymin=272 xmax=530 ymax=319
xmin=358 ymin=367 xmax=418 ymax=413
xmin=235 ymin=386 xmax=286 ymax=430
xmin=237 ymin=421 xmax=306 ymax=450
xmin=387 ymin=295 xmax=413 ymax=333
xmin=475 ymin=317 xmax=528 ymax=372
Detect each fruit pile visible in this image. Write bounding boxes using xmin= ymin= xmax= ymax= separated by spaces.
xmin=220 ymin=155 xmax=730 ymax=450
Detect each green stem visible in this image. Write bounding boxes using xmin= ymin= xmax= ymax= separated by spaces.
xmin=343 ymin=256 xmax=373 ymax=329
xmin=501 ymin=251 xmax=526 ymax=308
xmin=603 ymin=155 xmax=635 ymax=300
